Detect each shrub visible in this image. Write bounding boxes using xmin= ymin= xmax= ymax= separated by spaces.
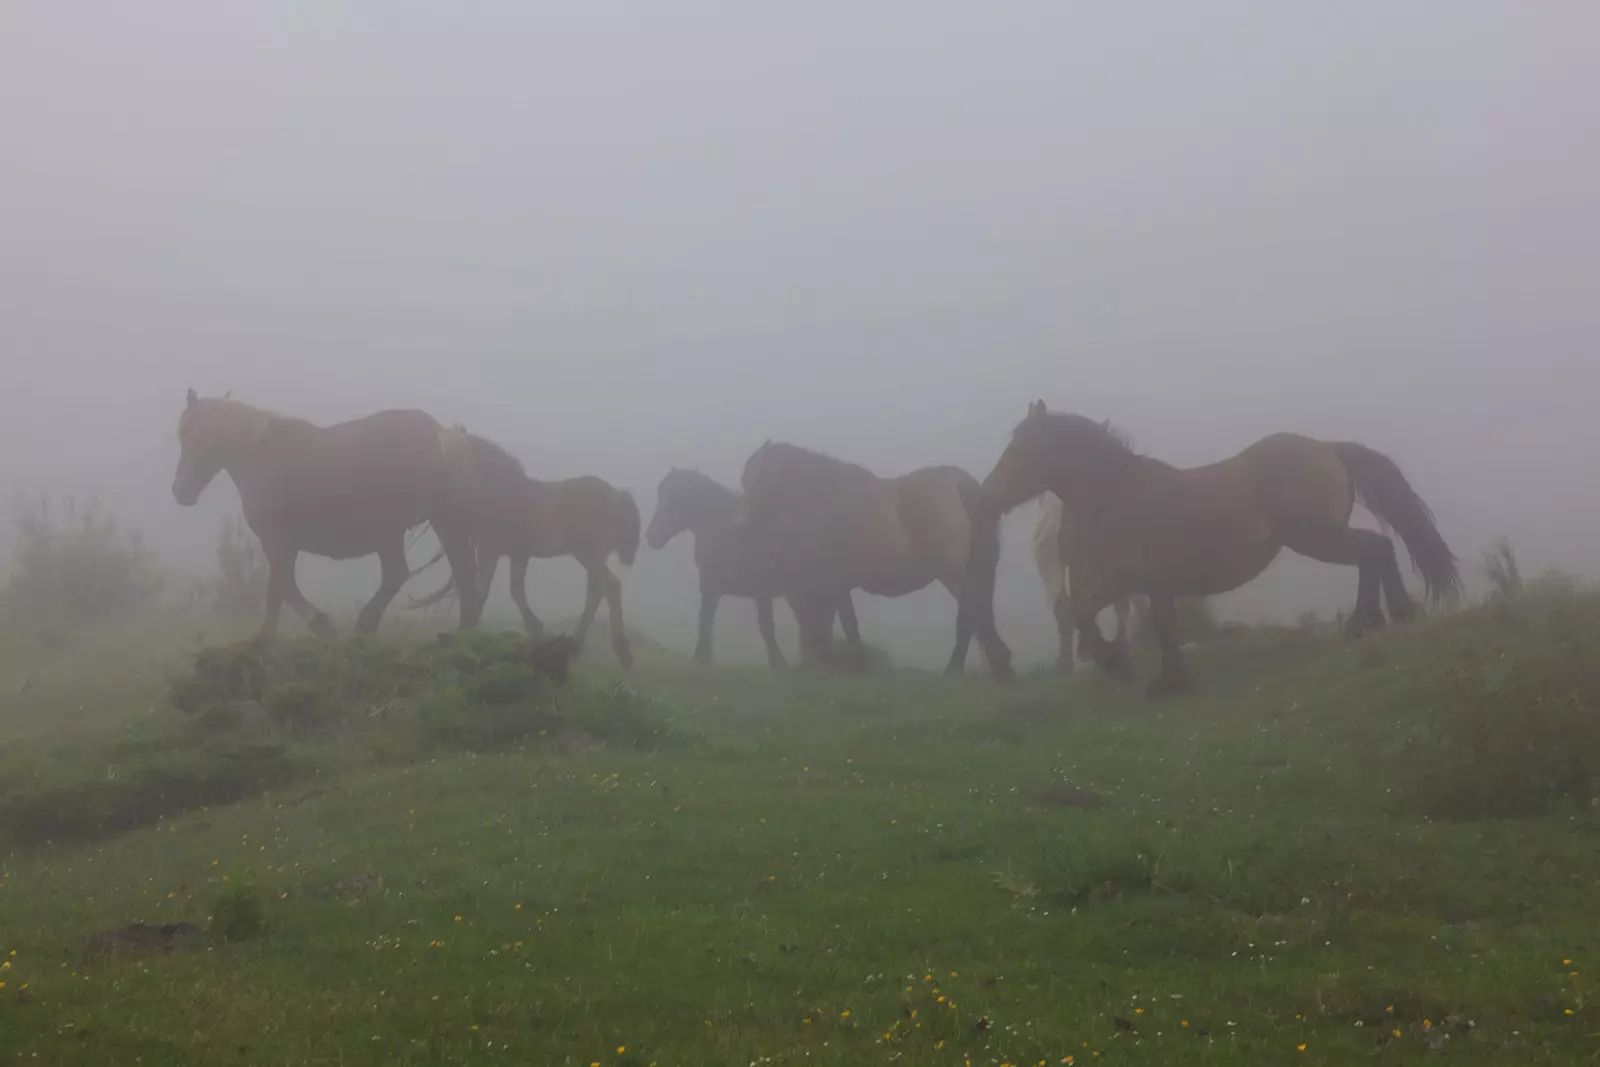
xmin=1 ymin=493 xmax=164 ymax=639
xmin=1390 ymin=577 xmax=1600 ymax=819
xmin=168 ymin=630 xmax=672 ymax=757
xmin=210 ymin=879 xmax=267 ymax=942
xmin=1482 ymin=535 xmax=1523 ymax=598
xmin=213 ymin=515 xmax=267 ymax=619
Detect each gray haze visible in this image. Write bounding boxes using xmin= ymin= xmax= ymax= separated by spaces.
xmin=3 ymin=4 xmax=1598 ymax=664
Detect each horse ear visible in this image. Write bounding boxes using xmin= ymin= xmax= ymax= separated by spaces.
xmin=186 ymin=388 xmax=198 ymax=407
xmin=1029 ymin=398 xmax=1046 ymax=416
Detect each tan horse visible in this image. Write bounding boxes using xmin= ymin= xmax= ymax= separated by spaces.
xmin=974 ymin=401 xmax=1460 ymax=695
xmin=1032 ymin=493 xmax=1133 ymax=673
xmin=411 ymin=433 xmax=640 ymax=667
xmin=739 ymin=440 xmax=1014 ymax=680
xmin=171 ymin=390 xmax=481 ymax=638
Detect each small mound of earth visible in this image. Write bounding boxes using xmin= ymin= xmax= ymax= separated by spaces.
xmin=313 ymin=871 xmax=384 ymax=898
xmin=1031 ymin=784 xmax=1108 ymax=810
xmin=82 ymin=922 xmax=203 ymax=961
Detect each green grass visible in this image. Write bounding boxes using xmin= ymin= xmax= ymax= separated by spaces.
xmin=1 ymin=591 xmax=1598 ymax=1065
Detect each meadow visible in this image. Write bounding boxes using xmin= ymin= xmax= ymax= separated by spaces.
xmin=2 ymin=575 xmax=1598 ymax=1066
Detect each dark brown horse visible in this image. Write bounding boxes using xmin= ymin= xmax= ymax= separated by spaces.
xmin=171 ymin=390 xmax=481 ymax=638
xmin=411 ymin=434 xmax=640 ymax=667
xmin=973 ymin=400 xmax=1460 ymax=694
xmin=739 ymin=441 xmax=1014 ymax=680
xmin=644 ymin=467 xmax=855 ymax=669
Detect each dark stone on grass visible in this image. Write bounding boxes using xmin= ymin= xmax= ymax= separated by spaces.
xmin=82 ymin=922 xmax=203 ymax=961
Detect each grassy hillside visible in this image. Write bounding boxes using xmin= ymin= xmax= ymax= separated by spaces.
xmin=1 ymin=584 xmax=1597 ymax=1065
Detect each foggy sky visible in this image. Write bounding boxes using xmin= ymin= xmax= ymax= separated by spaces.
xmin=3 ymin=4 xmax=1598 ymax=659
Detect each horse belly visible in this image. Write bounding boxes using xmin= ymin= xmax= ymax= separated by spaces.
xmin=1170 ymin=539 xmax=1282 ymax=597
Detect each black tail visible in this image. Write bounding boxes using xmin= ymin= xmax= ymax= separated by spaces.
xmin=1335 ymin=441 xmax=1461 ymax=603
xmin=615 ymin=491 xmax=641 ymax=568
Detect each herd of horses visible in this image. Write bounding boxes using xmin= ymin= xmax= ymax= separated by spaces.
xmin=172 ymin=389 xmax=1461 ymax=696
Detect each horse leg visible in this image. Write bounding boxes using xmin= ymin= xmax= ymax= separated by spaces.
xmin=791 ymin=596 xmax=831 ymax=669
xmin=965 ymin=535 xmax=1016 ymax=685
xmin=601 ymin=564 xmax=632 ymax=668
xmin=260 ymin=553 xmax=287 ymax=640
xmin=1282 ymin=524 xmax=1389 ymax=637
xmin=836 ymin=591 xmax=871 ymax=672
xmin=508 ymin=554 xmax=545 ymax=636
xmin=355 ymin=535 xmax=411 ymax=634
xmin=435 ymin=523 xmax=481 ymax=630
xmin=755 ymin=596 xmax=786 ymax=670
xmin=260 ymin=541 xmax=334 ymax=639
xmin=1072 ymin=582 xmax=1135 ymax=682
xmin=694 ymin=577 xmax=720 ymax=666
xmin=571 ymin=562 xmax=605 ymax=658
xmin=1051 ymin=587 xmax=1077 ymax=675
xmin=1143 ymin=591 xmax=1193 ymax=698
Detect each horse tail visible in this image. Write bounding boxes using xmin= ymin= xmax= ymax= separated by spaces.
xmin=407 ymin=571 xmax=459 ymax=610
xmin=1334 ymin=441 xmax=1461 ymax=603
xmin=406 ymin=522 xmax=433 ymax=554
xmin=614 ymin=490 xmax=641 ymax=568
xmin=409 ymin=546 xmax=448 ymax=579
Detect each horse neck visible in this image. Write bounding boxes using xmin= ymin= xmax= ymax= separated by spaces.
xmin=1057 ymin=450 xmax=1151 ymax=511
xmin=220 ymin=411 xmax=306 ymax=496
xmin=681 ymin=480 xmax=742 ymax=533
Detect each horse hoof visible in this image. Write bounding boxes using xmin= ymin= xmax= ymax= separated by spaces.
xmin=309 ymin=614 xmax=337 ymax=640
xmin=616 ymin=647 xmax=634 ymax=669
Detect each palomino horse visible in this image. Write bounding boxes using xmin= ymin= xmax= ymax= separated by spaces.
xmin=645 ymin=467 xmax=856 ymax=669
xmin=974 ymin=400 xmax=1460 ymax=695
xmin=170 ymin=390 xmax=481 ymax=638
xmin=1032 ymin=492 xmax=1133 ymax=673
xmin=411 ymin=433 xmax=640 ymax=667
xmin=739 ymin=441 xmax=1014 ymax=680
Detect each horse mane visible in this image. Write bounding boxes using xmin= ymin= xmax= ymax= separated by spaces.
xmin=180 ymin=395 xmax=289 ymax=453
xmin=1022 ymin=409 xmax=1137 ymax=457
xmin=751 ymin=439 xmax=877 ymax=482
xmin=664 ymin=466 xmax=734 ymax=493
xmin=464 ymin=432 xmax=529 ymax=487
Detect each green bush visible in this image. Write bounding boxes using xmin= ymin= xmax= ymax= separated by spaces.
xmin=1 ymin=493 xmax=164 ymax=640
xmin=210 ymin=879 xmax=267 ymax=942
xmin=212 ymin=515 xmax=267 ymax=619
xmin=1386 ymin=577 xmax=1600 ymax=820
xmin=170 ymin=630 xmax=673 ymax=757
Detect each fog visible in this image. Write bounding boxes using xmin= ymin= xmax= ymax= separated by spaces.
xmin=3 ymin=4 xmax=1598 ymax=665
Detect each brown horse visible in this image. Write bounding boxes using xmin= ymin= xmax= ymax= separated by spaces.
xmin=1031 ymin=492 xmax=1133 ymax=673
xmin=739 ymin=441 xmax=1014 ymax=680
xmin=411 ymin=433 xmax=640 ymax=667
xmin=644 ymin=467 xmax=855 ymax=669
xmin=973 ymin=400 xmax=1460 ymax=694
xmin=170 ymin=390 xmax=481 ymax=638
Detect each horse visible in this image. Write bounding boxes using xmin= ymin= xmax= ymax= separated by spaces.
xmin=973 ymin=400 xmax=1460 ymax=695
xmin=410 ymin=433 xmax=640 ymax=667
xmin=170 ymin=390 xmax=481 ymax=638
xmin=644 ymin=467 xmax=857 ymax=669
xmin=738 ymin=440 xmax=1014 ymax=681
xmin=1032 ymin=492 xmax=1134 ymax=673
